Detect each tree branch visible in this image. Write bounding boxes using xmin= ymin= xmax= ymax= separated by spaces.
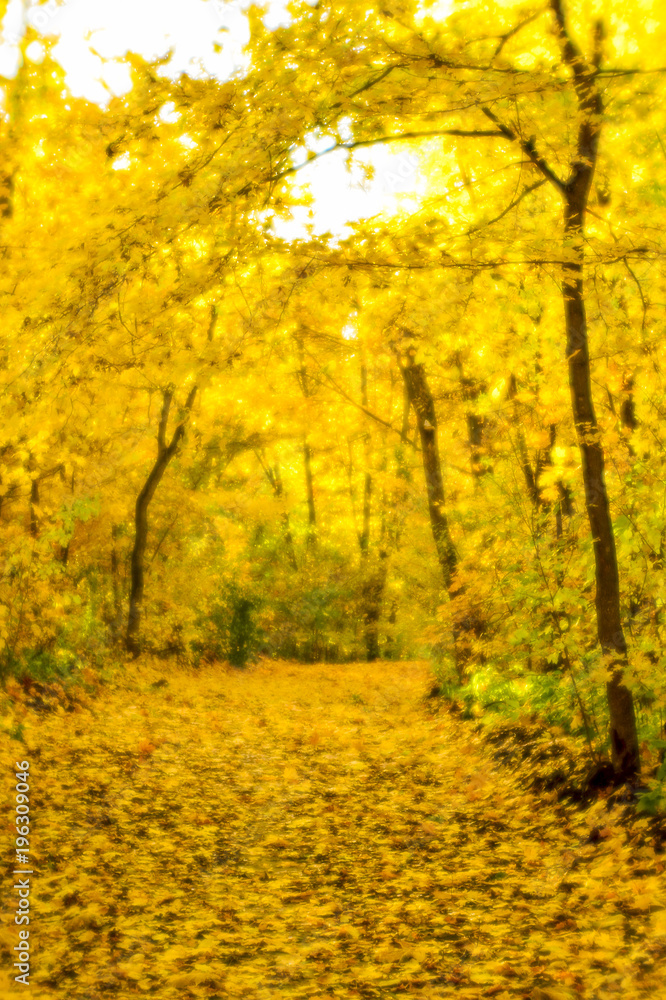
xmin=481 ymin=106 xmax=566 ymax=193
xmin=493 ymin=11 xmax=542 ymax=59
xmin=467 ymin=179 xmax=546 ymax=233
xmin=207 ymin=304 xmax=218 ymax=342
xmin=269 ymin=129 xmax=505 ymax=185
xmin=345 ymin=64 xmax=399 ymax=99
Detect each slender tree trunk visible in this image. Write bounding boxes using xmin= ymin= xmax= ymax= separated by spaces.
xmin=29 ymin=479 xmax=39 ymax=538
xmin=273 ymin=463 xmax=298 ymax=571
xmin=359 ymin=362 xmax=372 ymax=558
xmin=457 ymin=365 xmax=489 ymax=482
xmin=296 ymin=337 xmax=317 ymax=548
xmin=401 ymin=354 xmax=481 ymax=677
xmin=352 ymin=359 xmax=388 ymax=660
xmin=111 ymin=524 xmax=123 ymax=640
xmin=302 ymin=440 xmax=317 ymax=548
xmin=256 ymin=453 xmax=298 ymax=570
xmin=126 ymin=385 xmax=196 ymax=656
xmin=399 ymin=354 xmax=457 ymax=589
xmin=620 ymin=375 xmax=638 ymax=433
xmin=362 ymin=554 xmax=388 ymax=662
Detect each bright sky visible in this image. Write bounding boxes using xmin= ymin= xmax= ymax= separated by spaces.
xmin=0 ymin=0 xmax=450 ymax=237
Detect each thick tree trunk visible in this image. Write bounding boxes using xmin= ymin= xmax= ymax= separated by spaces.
xmin=481 ymin=1 xmax=640 ymax=775
xmin=126 ymin=386 xmax=196 ymax=656
xmin=562 ymin=205 xmax=638 ymax=777
xmin=548 ymin=0 xmax=639 ymax=777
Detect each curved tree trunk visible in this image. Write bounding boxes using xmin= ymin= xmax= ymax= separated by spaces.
xmin=126 ymin=385 xmax=197 ymax=656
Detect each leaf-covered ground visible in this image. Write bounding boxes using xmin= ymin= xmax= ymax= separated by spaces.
xmin=1 ymin=659 xmax=665 ymax=999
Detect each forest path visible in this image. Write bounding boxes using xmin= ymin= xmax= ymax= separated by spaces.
xmin=2 ymin=659 xmax=664 ymax=999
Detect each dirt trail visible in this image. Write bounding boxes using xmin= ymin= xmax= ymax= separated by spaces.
xmin=1 ymin=659 xmax=664 ymax=999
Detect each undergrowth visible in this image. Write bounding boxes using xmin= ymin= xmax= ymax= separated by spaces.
xmin=430 ymin=657 xmax=666 ymax=816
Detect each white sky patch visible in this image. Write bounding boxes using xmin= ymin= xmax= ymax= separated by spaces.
xmin=25 ymin=38 xmax=44 ymax=62
xmin=275 ymin=143 xmax=426 ymax=240
xmin=158 ymin=100 xmax=180 ymax=124
xmin=415 ymin=0 xmax=453 ymax=24
xmin=111 ymin=150 xmax=130 ymax=170
xmin=0 ymin=0 xmax=249 ymax=100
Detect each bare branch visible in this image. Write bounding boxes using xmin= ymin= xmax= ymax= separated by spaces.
xmin=466 ymin=179 xmax=546 ymax=233
xmin=481 ymin=106 xmax=566 ymax=193
xmin=493 ymin=10 xmax=542 ymax=59
xmin=308 ymin=368 xmax=410 ymax=442
xmin=269 ymin=129 xmax=505 ymax=185
xmin=184 ymin=385 xmax=197 ymax=411
xmin=207 ymin=304 xmax=218 ymax=342
xmin=345 ymin=64 xmax=399 ymax=99
xmin=623 ymin=259 xmax=648 ymax=332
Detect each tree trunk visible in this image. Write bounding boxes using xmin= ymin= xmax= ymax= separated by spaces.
xmin=549 ymin=0 xmax=638 ymax=777
xmin=401 ymin=355 xmax=483 ymax=677
xmin=562 ymin=201 xmax=638 ymax=777
xmin=458 ymin=367 xmax=489 ymax=481
xmin=357 ymin=361 xmax=372 ymax=559
xmin=361 ymin=554 xmax=388 ymax=661
xmin=351 ymin=358 xmax=389 ymax=660
xmin=399 ymin=354 xmax=457 ymax=589
xmin=303 ymin=440 xmax=317 ymax=548
xmin=482 ymin=1 xmax=640 ymax=775
xmin=29 ymin=479 xmax=39 ymax=538
xmin=296 ymin=337 xmax=317 ymax=548
xmin=110 ymin=524 xmax=123 ymax=640
xmin=126 ymin=385 xmax=196 ymax=656
xmin=256 ymin=454 xmax=298 ymax=570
